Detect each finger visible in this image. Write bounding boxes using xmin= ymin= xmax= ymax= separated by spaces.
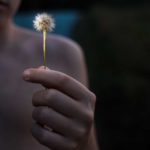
xmin=32 ymin=89 xmax=93 ymax=121
xmin=32 ymin=106 xmax=85 ymax=140
xmin=31 ymin=122 xmax=77 ymax=150
xmin=23 ymin=68 xmax=92 ymax=101
xmin=37 ymin=66 xmax=50 ymax=70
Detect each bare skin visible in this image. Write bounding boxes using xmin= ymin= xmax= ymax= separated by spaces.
xmin=0 ymin=0 xmax=98 ymax=150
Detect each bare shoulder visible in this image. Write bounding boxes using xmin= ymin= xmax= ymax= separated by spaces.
xmin=15 ymin=26 xmax=88 ymax=85
xmin=46 ymin=34 xmax=88 ymax=86
xmin=47 ymin=34 xmax=85 ymax=66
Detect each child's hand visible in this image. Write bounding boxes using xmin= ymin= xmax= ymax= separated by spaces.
xmin=23 ymin=66 xmax=96 ymax=150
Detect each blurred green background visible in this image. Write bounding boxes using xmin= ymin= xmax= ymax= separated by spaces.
xmin=14 ymin=1 xmax=150 ymax=150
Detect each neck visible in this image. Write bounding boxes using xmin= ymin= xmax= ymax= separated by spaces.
xmin=0 ymin=20 xmax=14 ymax=49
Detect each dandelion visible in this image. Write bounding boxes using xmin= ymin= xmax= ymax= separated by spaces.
xmin=33 ymin=13 xmax=55 ymax=68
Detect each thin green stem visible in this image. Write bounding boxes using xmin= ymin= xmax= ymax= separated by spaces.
xmin=43 ymin=30 xmax=47 ymax=69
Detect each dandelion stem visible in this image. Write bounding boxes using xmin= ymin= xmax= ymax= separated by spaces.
xmin=43 ymin=30 xmax=47 ymax=69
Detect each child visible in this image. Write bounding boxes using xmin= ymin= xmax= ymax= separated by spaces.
xmin=0 ymin=0 xmax=98 ymax=150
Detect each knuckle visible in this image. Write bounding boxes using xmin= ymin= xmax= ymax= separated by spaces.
xmin=89 ymin=92 xmax=96 ymax=104
xmin=67 ymin=140 xmax=78 ymax=150
xmin=84 ymin=110 xmax=94 ymax=126
xmin=86 ymin=92 xmax=96 ymax=109
xmin=76 ymin=127 xmax=87 ymax=140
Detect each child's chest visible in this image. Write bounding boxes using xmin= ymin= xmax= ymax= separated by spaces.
xmin=0 ymin=54 xmax=40 ymax=132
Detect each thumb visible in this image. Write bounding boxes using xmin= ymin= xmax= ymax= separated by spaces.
xmin=22 ymin=66 xmax=50 ymax=81
xmin=37 ymin=66 xmax=50 ymax=70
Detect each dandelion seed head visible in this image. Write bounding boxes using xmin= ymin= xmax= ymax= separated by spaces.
xmin=33 ymin=13 xmax=55 ymax=32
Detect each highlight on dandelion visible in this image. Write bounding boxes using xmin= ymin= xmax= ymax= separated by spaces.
xmin=33 ymin=13 xmax=55 ymax=68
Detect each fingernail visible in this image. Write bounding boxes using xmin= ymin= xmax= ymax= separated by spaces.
xmin=23 ymin=70 xmax=30 ymax=81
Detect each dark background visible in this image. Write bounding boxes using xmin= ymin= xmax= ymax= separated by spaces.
xmin=16 ymin=1 xmax=150 ymax=150
xmin=18 ymin=0 xmax=149 ymax=11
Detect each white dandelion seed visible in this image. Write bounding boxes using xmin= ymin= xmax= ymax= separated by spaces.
xmin=33 ymin=13 xmax=55 ymax=32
